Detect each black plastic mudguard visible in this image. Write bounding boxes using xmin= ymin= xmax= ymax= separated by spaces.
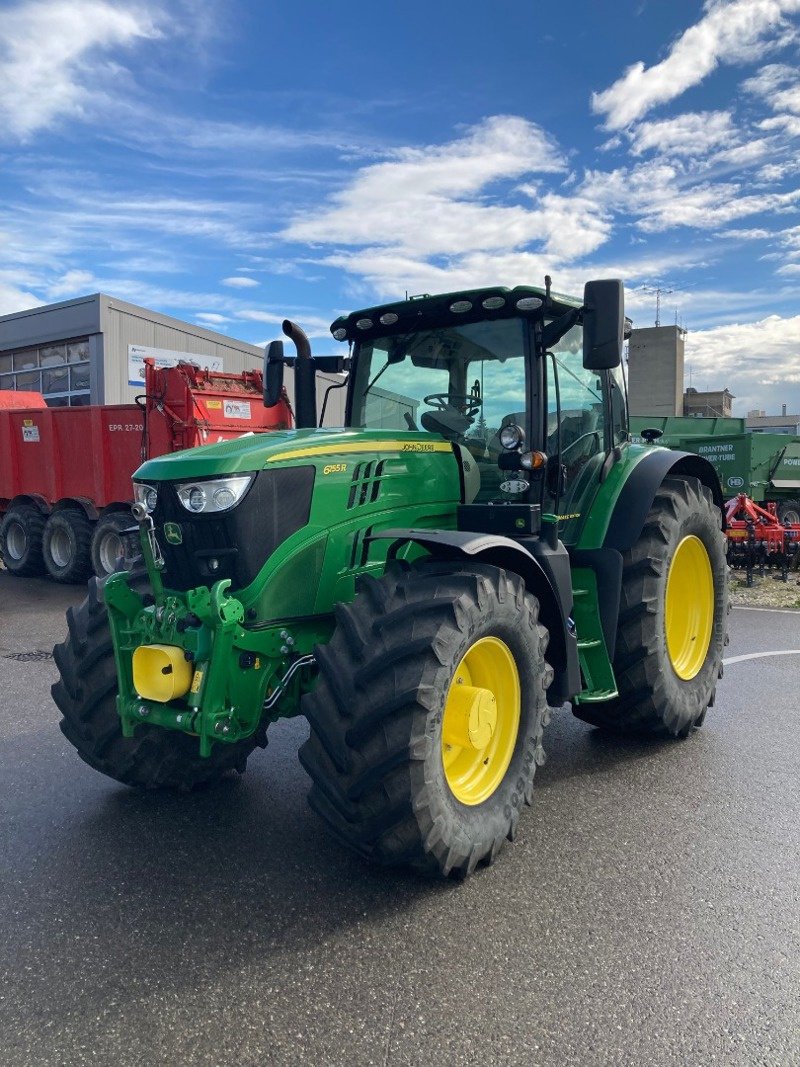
xmin=603 ymin=449 xmax=725 ymax=552
xmin=370 ymin=528 xmax=581 ymax=704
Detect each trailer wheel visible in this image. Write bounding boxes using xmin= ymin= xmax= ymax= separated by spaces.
xmin=52 ymin=574 xmax=259 ymax=789
xmin=299 ymin=561 xmax=551 ymax=878
xmin=42 ymin=510 xmax=93 ymax=584
xmin=91 ymin=512 xmax=131 ymax=577
xmin=0 ymin=504 xmax=46 ymax=576
xmin=574 ymin=475 xmax=728 ymax=738
xmin=776 ymin=499 xmax=800 ymax=527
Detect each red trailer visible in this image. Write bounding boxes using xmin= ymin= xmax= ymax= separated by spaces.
xmin=0 ymin=361 xmax=293 ymax=582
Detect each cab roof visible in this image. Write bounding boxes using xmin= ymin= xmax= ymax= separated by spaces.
xmin=329 ymin=284 xmax=584 ymax=343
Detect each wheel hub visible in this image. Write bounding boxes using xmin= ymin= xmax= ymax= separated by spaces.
xmin=50 ymin=527 xmax=72 ymax=568
xmin=442 ymin=682 xmax=497 ymax=750
xmin=6 ymin=522 xmax=26 ymax=561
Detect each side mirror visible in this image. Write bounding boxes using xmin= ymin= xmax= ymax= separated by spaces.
xmin=264 ymin=339 xmax=284 ymax=407
xmin=583 ymin=279 xmax=623 ymax=370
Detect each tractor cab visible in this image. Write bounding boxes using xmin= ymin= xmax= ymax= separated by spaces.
xmin=269 ymin=279 xmax=628 ymax=548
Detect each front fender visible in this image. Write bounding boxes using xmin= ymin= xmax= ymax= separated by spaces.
xmin=369 ymin=528 xmax=581 ymax=704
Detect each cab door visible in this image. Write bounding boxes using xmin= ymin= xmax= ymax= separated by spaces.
xmin=544 ymin=324 xmax=615 ymax=545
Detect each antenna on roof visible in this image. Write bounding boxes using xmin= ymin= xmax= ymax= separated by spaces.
xmin=637 ymin=282 xmax=677 ymax=326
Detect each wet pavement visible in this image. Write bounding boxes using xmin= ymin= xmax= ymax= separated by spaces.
xmin=1 ymin=571 xmax=798 ymax=1066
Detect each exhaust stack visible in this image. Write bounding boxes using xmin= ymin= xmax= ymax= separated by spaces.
xmin=282 ymin=319 xmax=317 ymax=429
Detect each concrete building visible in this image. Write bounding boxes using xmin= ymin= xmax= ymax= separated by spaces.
xmin=626 ymin=325 xmax=685 ymax=417
xmin=0 ymin=293 xmax=347 ymax=422
xmin=746 ymin=406 xmax=800 ymax=435
xmin=683 ymin=387 xmax=735 ymax=418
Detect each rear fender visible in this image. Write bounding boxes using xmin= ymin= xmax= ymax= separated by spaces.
xmin=370 ymin=528 xmax=580 ymax=704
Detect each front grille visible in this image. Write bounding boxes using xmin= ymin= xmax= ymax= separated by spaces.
xmin=150 ymin=467 xmax=315 ymax=592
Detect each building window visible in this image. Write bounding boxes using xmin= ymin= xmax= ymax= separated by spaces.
xmin=0 ymin=339 xmax=91 ymax=405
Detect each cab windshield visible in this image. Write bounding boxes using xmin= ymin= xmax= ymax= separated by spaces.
xmin=349 ymin=318 xmax=527 ymax=449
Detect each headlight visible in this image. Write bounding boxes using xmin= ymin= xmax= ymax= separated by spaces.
xmin=133 ymin=482 xmax=158 ymax=513
xmin=175 ymin=474 xmax=253 ymax=514
xmin=499 ymin=423 xmax=525 ymax=450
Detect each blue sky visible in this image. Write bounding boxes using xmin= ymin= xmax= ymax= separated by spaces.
xmin=1 ymin=0 xmax=799 ymax=415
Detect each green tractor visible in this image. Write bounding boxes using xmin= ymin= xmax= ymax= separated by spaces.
xmin=53 ymin=279 xmax=728 ymax=877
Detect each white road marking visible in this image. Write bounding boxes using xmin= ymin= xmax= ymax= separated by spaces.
xmin=732 ymin=606 xmax=800 ymax=615
xmin=723 ymin=649 xmax=800 ymax=666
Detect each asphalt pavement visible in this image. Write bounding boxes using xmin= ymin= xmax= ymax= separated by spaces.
xmin=0 ymin=571 xmax=798 ymax=1067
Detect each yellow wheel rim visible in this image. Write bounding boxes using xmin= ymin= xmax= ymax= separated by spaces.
xmin=665 ymin=535 xmax=714 ymax=680
xmin=441 ymin=636 xmax=521 ymax=806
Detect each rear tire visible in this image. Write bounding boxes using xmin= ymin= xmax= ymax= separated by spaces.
xmin=91 ymin=512 xmax=131 ymax=577
xmin=574 ymin=476 xmax=728 ymax=738
xmin=300 ymin=561 xmax=551 ymax=878
xmin=43 ymin=510 xmax=93 ymax=584
xmin=52 ymin=574 xmax=259 ymax=789
xmin=776 ymin=498 xmax=800 ymax=527
xmin=0 ymin=504 xmax=45 ymax=576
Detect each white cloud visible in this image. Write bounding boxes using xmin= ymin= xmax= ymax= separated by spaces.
xmin=627 ymin=110 xmax=737 ymax=157
xmin=592 ymin=0 xmax=800 ymax=130
xmin=237 ymin=309 xmax=332 ymax=338
xmin=284 ymin=116 xmax=567 ymax=257
xmin=717 ymin=227 xmax=772 ymax=239
xmin=0 ymin=0 xmax=161 ymax=140
xmin=221 ymin=276 xmax=259 ymax=288
xmin=0 ymin=280 xmax=40 ymax=315
xmin=581 ymin=160 xmax=800 ymax=233
xmin=684 ymin=313 xmax=800 ymax=412
xmin=744 ymin=58 xmax=800 ymax=139
xmin=195 ymin=312 xmax=231 ymax=324
xmin=48 ymin=269 xmax=97 ymax=297
xmin=742 ymin=62 xmax=797 ymax=96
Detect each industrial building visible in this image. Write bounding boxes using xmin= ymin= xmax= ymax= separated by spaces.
xmin=683 ymin=387 xmax=735 ymax=419
xmin=745 ymin=407 xmax=800 ymax=435
xmin=0 ymin=294 xmax=346 ymax=421
xmin=627 ymin=325 xmax=685 ymax=417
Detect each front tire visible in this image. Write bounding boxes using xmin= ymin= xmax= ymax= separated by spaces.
xmin=52 ymin=575 xmax=259 ymax=789
xmin=574 ymin=475 xmax=728 ymax=738
xmin=300 ymin=561 xmax=552 ymax=878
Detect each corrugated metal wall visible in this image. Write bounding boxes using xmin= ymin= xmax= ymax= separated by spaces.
xmin=100 ymin=296 xmax=348 ymax=425
xmin=99 ymin=296 xmax=267 ymax=406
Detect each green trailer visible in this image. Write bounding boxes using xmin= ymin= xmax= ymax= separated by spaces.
xmin=630 ymin=416 xmax=800 ymax=525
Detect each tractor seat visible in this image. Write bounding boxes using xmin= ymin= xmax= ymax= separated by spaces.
xmin=420 ymin=408 xmax=473 ymax=439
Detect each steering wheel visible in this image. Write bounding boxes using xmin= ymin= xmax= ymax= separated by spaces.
xmin=423 ymin=393 xmax=482 ymax=418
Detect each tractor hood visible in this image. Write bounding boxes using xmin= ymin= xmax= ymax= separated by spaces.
xmin=134 ymin=427 xmax=452 ymax=482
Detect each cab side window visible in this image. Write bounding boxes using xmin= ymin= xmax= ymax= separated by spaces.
xmin=545 ymin=324 xmax=605 ymax=542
